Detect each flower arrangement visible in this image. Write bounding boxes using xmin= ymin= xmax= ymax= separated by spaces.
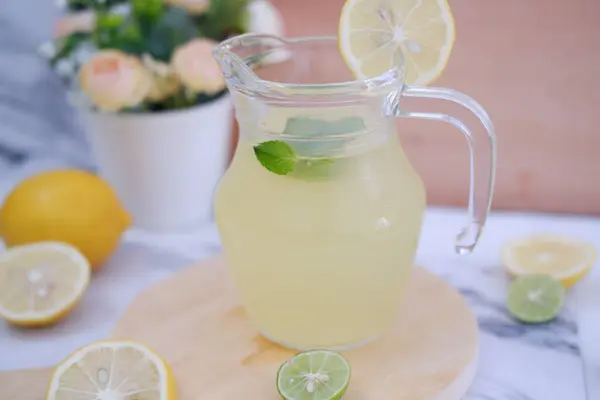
xmin=40 ymin=0 xmax=283 ymax=113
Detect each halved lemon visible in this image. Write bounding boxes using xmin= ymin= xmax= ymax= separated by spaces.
xmin=46 ymin=340 xmax=177 ymax=400
xmin=338 ymin=0 xmax=455 ymax=85
xmin=0 ymin=241 xmax=91 ymax=327
xmin=502 ymin=234 xmax=597 ymax=288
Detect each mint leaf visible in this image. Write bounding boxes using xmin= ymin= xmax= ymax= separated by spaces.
xmin=253 ymin=141 xmax=297 ymax=175
xmin=253 ymin=141 xmax=336 ymax=179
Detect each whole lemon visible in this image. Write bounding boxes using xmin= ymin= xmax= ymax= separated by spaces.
xmin=0 ymin=169 xmax=131 ymax=269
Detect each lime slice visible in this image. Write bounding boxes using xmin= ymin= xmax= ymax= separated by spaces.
xmin=276 ymin=350 xmax=351 ymax=400
xmin=507 ymin=274 xmax=566 ymax=324
xmin=338 ymin=0 xmax=456 ymax=84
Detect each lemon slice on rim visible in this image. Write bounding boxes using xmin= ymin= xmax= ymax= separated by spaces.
xmin=338 ymin=0 xmax=455 ymax=84
xmin=502 ymin=234 xmax=597 ymax=288
xmin=47 ymin=340 xmax=177 ymax=400
xmin=0 ymin=242 xmax=91 ymax=327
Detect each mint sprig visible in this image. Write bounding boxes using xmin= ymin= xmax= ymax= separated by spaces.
xmin=252 ymin=116 xmax=366 ymax=177
xmin=253 ymin=141 xmax=334 ymax=178
xmin=253 ymin=141 xmax=297 ymax=175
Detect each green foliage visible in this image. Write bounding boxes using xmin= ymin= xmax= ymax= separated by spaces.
xmin=49 ymin=0 xmax=253 ymax=112
xmin=195 ymin=0 xmax=249 ymax=40
xmin=146 ymin=7 xmax=200 ymax=61
xmin=132 ymin=0 xmax=165 ymax=33
xmin=66 ymin=0 xmax=128 ymax=11
xmin=94 ymin=13 xmax=146 ymax=54
xmin=145 ymin=88 xmax=228 ymax=112
xmin=50 ymin=32 xmax=91 ymax=66
xmin=131 ymin=0 xmax=164 ymax=20
xmin=63 ymin=0 xmax=249 ymax=59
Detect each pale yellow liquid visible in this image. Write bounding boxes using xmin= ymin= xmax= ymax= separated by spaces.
xmin=215 ymin=122 xmax=426 ymax=349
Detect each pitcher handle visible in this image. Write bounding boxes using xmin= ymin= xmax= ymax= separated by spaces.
xmin=395 ymin=85 xmax=497 ymax=255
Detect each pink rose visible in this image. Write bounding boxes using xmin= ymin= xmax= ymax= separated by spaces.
xmin=79 ymin=50 xmax=152 ymax=112
xmin=54 ymin=11 xmax=95 ymax=38
xmin=163 ymin=0 xmax=210 ymax=14
xmin=172 ymin=39 xmax=225 ymax=95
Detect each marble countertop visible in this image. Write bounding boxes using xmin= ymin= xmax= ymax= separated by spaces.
xmin=1 ymin=207 xmax=599 ymax=400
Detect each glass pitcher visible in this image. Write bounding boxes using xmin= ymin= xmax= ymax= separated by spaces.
xmin=213 ymin=34 xmax=496 ymax=350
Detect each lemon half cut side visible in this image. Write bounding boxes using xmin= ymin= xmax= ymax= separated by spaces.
xmin=0 ymin=242 xmax=91 ymax=327
xmin=502 ymin=234 xmax=597 ymax=288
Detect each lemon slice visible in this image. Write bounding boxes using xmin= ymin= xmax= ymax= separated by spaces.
xmin=502 ymin=234 xmax=597 ymax=288
xmin=0 ymin=242 xmax=91 ymax=327
xmin=47 ymin=340 xmax=177 ymax=400
xmin=338 ymin=0 xmax=455 ymax=84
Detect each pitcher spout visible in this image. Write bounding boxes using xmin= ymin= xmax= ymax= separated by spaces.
xmin=213 ymin=33 xmax=290 ymax=93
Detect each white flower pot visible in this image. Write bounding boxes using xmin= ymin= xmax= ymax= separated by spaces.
xmin=80 ymin=94 xmax=232 ymax=233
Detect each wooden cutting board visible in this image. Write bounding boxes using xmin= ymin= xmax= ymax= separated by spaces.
xmin=0 ymin=256 xmax=479 ymax=399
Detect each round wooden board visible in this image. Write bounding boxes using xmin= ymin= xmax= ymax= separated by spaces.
xmin=110 ymin=255 xmax=479 ymax=399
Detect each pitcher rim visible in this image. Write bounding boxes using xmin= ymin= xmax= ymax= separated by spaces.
xmin=213 ymin=33 xmax=405 ymax=99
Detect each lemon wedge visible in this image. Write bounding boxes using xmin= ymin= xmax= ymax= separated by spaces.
xmin=338 ymin=0 xmax=455 ymax=84
xmin=502 ymin=234 xmax=597 ymax=288
xmin=0 ymin=242 xmax=91 ymax=327
xmin=47 ymin=340 xmax=177 ymax=400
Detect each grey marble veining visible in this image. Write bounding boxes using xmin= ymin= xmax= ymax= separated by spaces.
xmin=420 ymin=251 xmax=586 ymax=400
xmin=460 ymin=286 xmax=579 ymax=357
xmin=466 ymin=379 xmax=539 ymax=400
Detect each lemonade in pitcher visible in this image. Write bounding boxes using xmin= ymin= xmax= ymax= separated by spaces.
xmin=215 ymin=107 xmax=426 ymax=348
xmin=213 ymin=0 xmax=495 ymax=350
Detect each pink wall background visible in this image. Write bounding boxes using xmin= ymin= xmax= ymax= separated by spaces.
xmin=231 ymin=0 xmax=600 ymax=215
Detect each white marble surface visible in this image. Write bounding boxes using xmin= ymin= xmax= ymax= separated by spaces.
xmin=1 ymin=207 xmax=599 ymax=400
xmin=415 ymin=209 xmax=600 ymax=400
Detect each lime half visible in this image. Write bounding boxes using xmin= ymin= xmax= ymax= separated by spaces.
xmin=507 ymin=274 xmax=566 ymax=324
xmin=276 ymin=350 xmax=351 ymax=400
